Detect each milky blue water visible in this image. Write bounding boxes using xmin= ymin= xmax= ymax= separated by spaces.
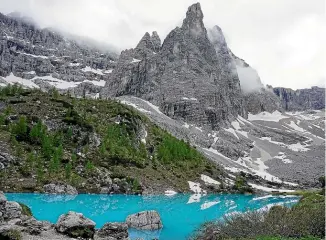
xmin=5 ymin=193 xmax=298 ymax=240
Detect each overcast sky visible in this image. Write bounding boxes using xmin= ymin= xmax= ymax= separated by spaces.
xmin=0 ymin=0 xmax=325 ymax=89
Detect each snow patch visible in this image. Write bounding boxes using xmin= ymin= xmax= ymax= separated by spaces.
xmin=288 ymin=142 xmax=309 ymax=152
xmin=69 ymin=62 xmax=81 ymax=67
xmin=18 ymin=52 xmax=49 ymax=59
xmin=200 ymin=174 xmax=220 ymax=185
xmin=187 ymin=194 xmax=201 ymax=204
xmin=287 ymin=121 xmax=305 ymax=132
xmin=103 ymin=69 xmax=113 ymax=74
xmin=200 ymin=201 xmax=220 ymax=210
xmin=188 ymin=181 xmax=204 ymax=194
xmin=164 ymin=190 xmax=177 ymax=196
xmin=248 ymin=183 xmax=295 ymax=193
xmin=131 ymin=58 xmax=141 ymax=63
xmin=182 ymin=97 xmax=198 ymax=101
xmin=224 ymin=128 xmax=239 ymax=139
xmin=33 ymin=75 xmax=81 ymax=89
xmin=138 ymin=99 xmax=163 ymax=114
xmin=3 ymin=73 xmax=39 ymax=88
xmin=274 ymin=152 xmax=293 ymax=164
xmin=248 ymin=111 xmax=288 ymax=122
xmin=83 ymin=80 xmax=106 ymax=87
xmin=81 ymin=66 xmax=104 ymax=75
xmin=120 ymin=100 xmax=151 ymax=114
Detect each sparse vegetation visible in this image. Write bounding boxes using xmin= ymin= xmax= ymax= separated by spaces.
xmin=193 ymin=191 xmax=325 ymax=240
xmin=0 ymin=86 xmax=224 ymax=193
xmin=18 ymin=202 xmax=33 ymax=217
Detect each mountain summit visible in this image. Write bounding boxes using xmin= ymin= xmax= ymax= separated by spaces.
xmin=101 ymin=2 xmax=247 ymax=129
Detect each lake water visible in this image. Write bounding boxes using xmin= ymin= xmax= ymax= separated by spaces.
xmin=5 ymin=193 xmax=299 ymax=240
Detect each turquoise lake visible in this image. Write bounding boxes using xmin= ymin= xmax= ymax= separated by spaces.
xmin=5 ymin=193 xmax=299 ymax=240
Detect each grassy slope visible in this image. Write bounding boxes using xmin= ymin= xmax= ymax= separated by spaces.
xmin=0 ymin=85 xmax=225 ymax=193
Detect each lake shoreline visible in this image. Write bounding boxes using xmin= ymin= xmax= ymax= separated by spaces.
xmin=3 ymin=192 xmax=300 ymax=240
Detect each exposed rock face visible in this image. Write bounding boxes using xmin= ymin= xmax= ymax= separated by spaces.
xmin=126 ymin=210 xmax=162 ymax=230
xmin=226 ymin=48 xmax=282 ymax=114
xmin=55 ymin=211 xmax=95 ymax=238
xmin=0 ymin=142 xmax=16 ymax=170
xmin=94 ymin=222 xmax=129 ymax=240
xmin=102 ymin=3 xmax=247 ymax=129
xmin=244 ymin=86 xmax=282 ymax=114
xmin=43 ymin=184 xmax=78 ymax=195
xmin=0 ymin=191 xmax=6 ymax=203
xmin=273 ymin=86 xmax=325 ymax=111
xmin=0 ymin=200 xmax=22 ymax=221
xmin=0 ymin=12 xmax=116 ymax=95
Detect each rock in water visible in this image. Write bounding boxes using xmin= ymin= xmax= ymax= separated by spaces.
xmin=126 ymin=210 xmax=162 ymax=230
xmin=43 ymin=183 xmax=78 ymax=195
xmin=94 ymin=222 xmax=129 ymax=240
xmin=55 ymin=211 xmax=95 ymax=238
xmin=101 ymin=2 xmax=247 ymax=130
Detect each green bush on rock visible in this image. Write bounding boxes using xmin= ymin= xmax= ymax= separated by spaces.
xmin=18 ymin=202 xmax=33 ymax=217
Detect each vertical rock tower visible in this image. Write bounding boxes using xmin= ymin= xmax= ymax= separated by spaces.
xmin=101 ymin=3 xmax=247 ymax=129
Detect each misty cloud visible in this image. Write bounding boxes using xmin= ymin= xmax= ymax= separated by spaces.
xmin=0 ymin=0 xmax=324 ymax=89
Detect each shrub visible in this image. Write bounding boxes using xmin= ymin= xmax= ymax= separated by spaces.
xmin=18 ymin=202 xmax=33 ymax=217
xmin=11 ymin=116 xmax=28 ymax=141
xmin=65 ymin=162 xmax=72 ymax=180
xmin=193 ymin=192 xmax=325 ymax=240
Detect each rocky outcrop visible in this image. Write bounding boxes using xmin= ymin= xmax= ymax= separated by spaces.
xmin=0 ymin=200 xmax=22 ymax=222
xmin=1 ymin=194 xmax=131 ymax=240
xmin=226 ymin=48 xmax=282 ymax=114
xmin=43 ymin=184 xmax=78 ymax=195
xmin=126 ymin=210 xmax=162 ymax=230
xmin=55 ymin=211 xmax=95 ymax=238
xmin=102 ymin=3 xmax=247 ymax=130
xmin=244 ymin=87 xmax=282 ymax=114
xmin=0 ymin=12 xmax=116 ymax=92
xmin=0 ymin=143 xmax=16 ymax=170
xmin=94 ymin=222 xmax=129 ymax=240
xmin=273 ymin=86 xmax=325 ymax=111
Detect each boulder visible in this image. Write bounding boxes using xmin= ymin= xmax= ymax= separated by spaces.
xmin=43 ymin=183 xmax=78 ymax=195
xmin=55 ymin=211 xmax=95 ymax=238
xmin=0 ymin=225 xmax=22 ymax=240
xmin=0 ymin=201 xmax=22 ymax=221
xmin=94 ymin=222 xmax=129 ymax=240
xmin=19 ymin=217 xmax=52 ymax=235
xmin=0 ymin=191 xmax=7 ymax=203
xmin=126 ymin=210 xmax=162 ymax=230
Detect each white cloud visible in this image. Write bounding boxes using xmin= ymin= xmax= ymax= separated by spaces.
xmin=0 ymin=0 xmax=324 ymax=89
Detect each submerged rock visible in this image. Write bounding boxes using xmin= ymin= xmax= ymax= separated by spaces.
xmin=55 ymin=211 xmax=95 ymax=238
xmin=94 ymin=222 xmax=129 ymax=240
xmin=43 ymin=184 xmax=78 ymax=195
xmin=126 ymin=210 xmax=162 ymax=230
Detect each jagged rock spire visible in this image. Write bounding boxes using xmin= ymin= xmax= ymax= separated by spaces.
xmin=151 ymin=31 xmax=161 ymax=52
xmin=136 ymin=32 xmax=152 ymax=50
xmin=182 ymin=2 xmax=206 ymax=37
xmin=135 ymin=31 xmax=161 ymax=53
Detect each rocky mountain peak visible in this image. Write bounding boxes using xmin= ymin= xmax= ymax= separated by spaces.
xmin=135 ymin=32 xmax=152 ymax=50
xmin=182 ymin=2 xmax=206 ymax=37
xmin=151 ymin=31 xmax=161 ymax=52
